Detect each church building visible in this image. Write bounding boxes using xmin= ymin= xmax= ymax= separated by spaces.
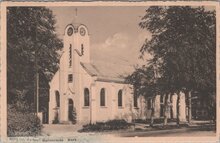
xmin=48 ymin=22 xmax=187 ymax=125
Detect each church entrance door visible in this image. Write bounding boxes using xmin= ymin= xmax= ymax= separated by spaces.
xmin=68 ymin=99 xmax=76 ymax=124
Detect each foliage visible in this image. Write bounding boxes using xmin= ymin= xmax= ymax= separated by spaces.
xmin=139 ymin=6 xmax=216 ymax=95
xmin=126 ymin=65 xmax=158 ymax=98
xmin=7 ymin=90 xmax=42 ymax=137
xmin=79 ymin=120 xmax=134 ymax=132
xmin=7 ymin=7 xmax=63 ymax=104
xmin=134 ymin=118 xmax=177 ymax=124
xmin=52 ymin=109 xmax=59 ymax=124
xmin=127 ymin=6 xmax=216 ymax=124
xmin=69 ymin=107 xmax=77 ymax=124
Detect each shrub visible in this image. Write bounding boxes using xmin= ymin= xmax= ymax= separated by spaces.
xmin=70 ymin=108 xmax=77 ymax=124
xmin=52 ymin=110 xmax=59 ymax=124
xmin=7 ymin=91 xmax=42 ymax=137
xmin=134 ymin=118 xmax=177 ymax=124
xmin=79 ymin=119 xmax=134 ymax=132
xmin=8 ymin=105 xmax=42 ymax=137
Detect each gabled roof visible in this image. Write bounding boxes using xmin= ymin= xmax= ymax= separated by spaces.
xmin=80 ymin=61 xmax=135 ymax=83
xmin=80 ymin=63 xmax=98 ymax=76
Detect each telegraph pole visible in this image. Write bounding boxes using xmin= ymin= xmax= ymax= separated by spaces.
xmin=36 ymin=57 xmax=39 ymax=115
xmin=35 ymin=11 xmax=39 ymax=116
xmin=34 ymin=51 xmax=39 ymax=116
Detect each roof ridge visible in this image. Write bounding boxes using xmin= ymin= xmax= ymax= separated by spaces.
xmin=80 ymin=62 xmax=97 ymax=76
xmin=90 ymin=63 xmax=103 ymax=76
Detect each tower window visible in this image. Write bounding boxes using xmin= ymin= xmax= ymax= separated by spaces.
xmin=100 ymin=88 xmax=106 ymax=106
xmin=69 ymin=44 xmax=72 ymax=67
xmin=68 ymin=74 xmax=73 ymax=83
xmin=118 ymin=90 xmax=123 ymax=107
xmin=81 ymin=44 xmax=84 ymax=55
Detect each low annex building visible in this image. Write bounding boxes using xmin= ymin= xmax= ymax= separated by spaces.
xmin=48 ymin=22 xmax=187 ymax=124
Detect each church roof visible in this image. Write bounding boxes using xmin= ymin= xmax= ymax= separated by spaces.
xmin=80 ymin=61 xmax=135 ymax=83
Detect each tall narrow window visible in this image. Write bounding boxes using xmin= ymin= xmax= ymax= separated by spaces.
xmin=100 ymin=88 xmax=106 ymax=106
xmin=84 ymin=88 xmax=90 ymax=106
xmin=81 ymin=44 xmax=84 ymax=55
xmin=118 ymin=90 xmax=123 ymax=107
xmin=69 ymin=44 xmax=72 ymax=67
xmin=68 ymin=74 xmax=73 ymax=83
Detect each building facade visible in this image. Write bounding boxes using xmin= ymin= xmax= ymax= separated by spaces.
xmin=48 ymin=22 xmax=187 ymax=125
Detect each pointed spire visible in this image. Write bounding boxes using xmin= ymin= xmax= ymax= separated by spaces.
xmin=72 ymin=8 xmax=78 ymax=24
xmin=75 ymin=8 xmax=78 ymax=17
xmin=75 ymin=8 xmax=78 ymax=23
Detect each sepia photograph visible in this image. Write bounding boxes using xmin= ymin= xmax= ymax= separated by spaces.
xmin=1 ymin=2 xmax=218 ymax=142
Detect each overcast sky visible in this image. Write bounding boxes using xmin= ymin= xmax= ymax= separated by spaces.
xmin=49 ymin=6 xmax=215 ymax=69
xmin=49 ymin=6 xmax=151 ymax=67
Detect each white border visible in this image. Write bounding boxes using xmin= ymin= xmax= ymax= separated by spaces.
xmin=1 ymin=1 xmax=219 ymax=142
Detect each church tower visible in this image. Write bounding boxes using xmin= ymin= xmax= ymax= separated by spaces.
xmin=63 ymin=23 xmax=90 ymax=90
xmin=57 ymin=23 xmax=90 ymax=123
xmin=64 ymin=23 xmax=90 ymax=66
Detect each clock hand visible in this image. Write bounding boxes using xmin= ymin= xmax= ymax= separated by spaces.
xmin=74 ymin=49 xmax=83 ymax=56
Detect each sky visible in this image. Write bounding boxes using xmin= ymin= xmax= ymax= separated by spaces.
xmin=49 ymin=6 xmax=151 ymax=68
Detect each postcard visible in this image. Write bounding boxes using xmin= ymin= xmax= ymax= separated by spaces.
xmin=0 ymin=1 xmax=219 ymax=142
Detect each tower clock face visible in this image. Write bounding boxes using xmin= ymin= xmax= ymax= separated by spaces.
xmin=80 ymin=27 xmax=86 ymax=36
xmin=67 ymin=27 xmax=73 ymax=36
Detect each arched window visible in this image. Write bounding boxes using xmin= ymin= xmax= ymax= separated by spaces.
xmin=84 ymin=88 xmax=90 ymax=106
xmin=100 ymin=88 xmax=106 ymax=106
xmin=118 ymin=90 xmax=123 ymax=107
xmin=55 ymin=91 xmax=60 ymax=107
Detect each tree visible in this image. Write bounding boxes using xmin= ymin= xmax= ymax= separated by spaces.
xmin=7 ymin=7 xmax=63 ymax=104
xmin=126 ymin=65 xmax=158 ymax=126
xmin=7 ymin=7 xmax=63 ymax=135
xmin=134 ymin=6 xmax=215 ymax=125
